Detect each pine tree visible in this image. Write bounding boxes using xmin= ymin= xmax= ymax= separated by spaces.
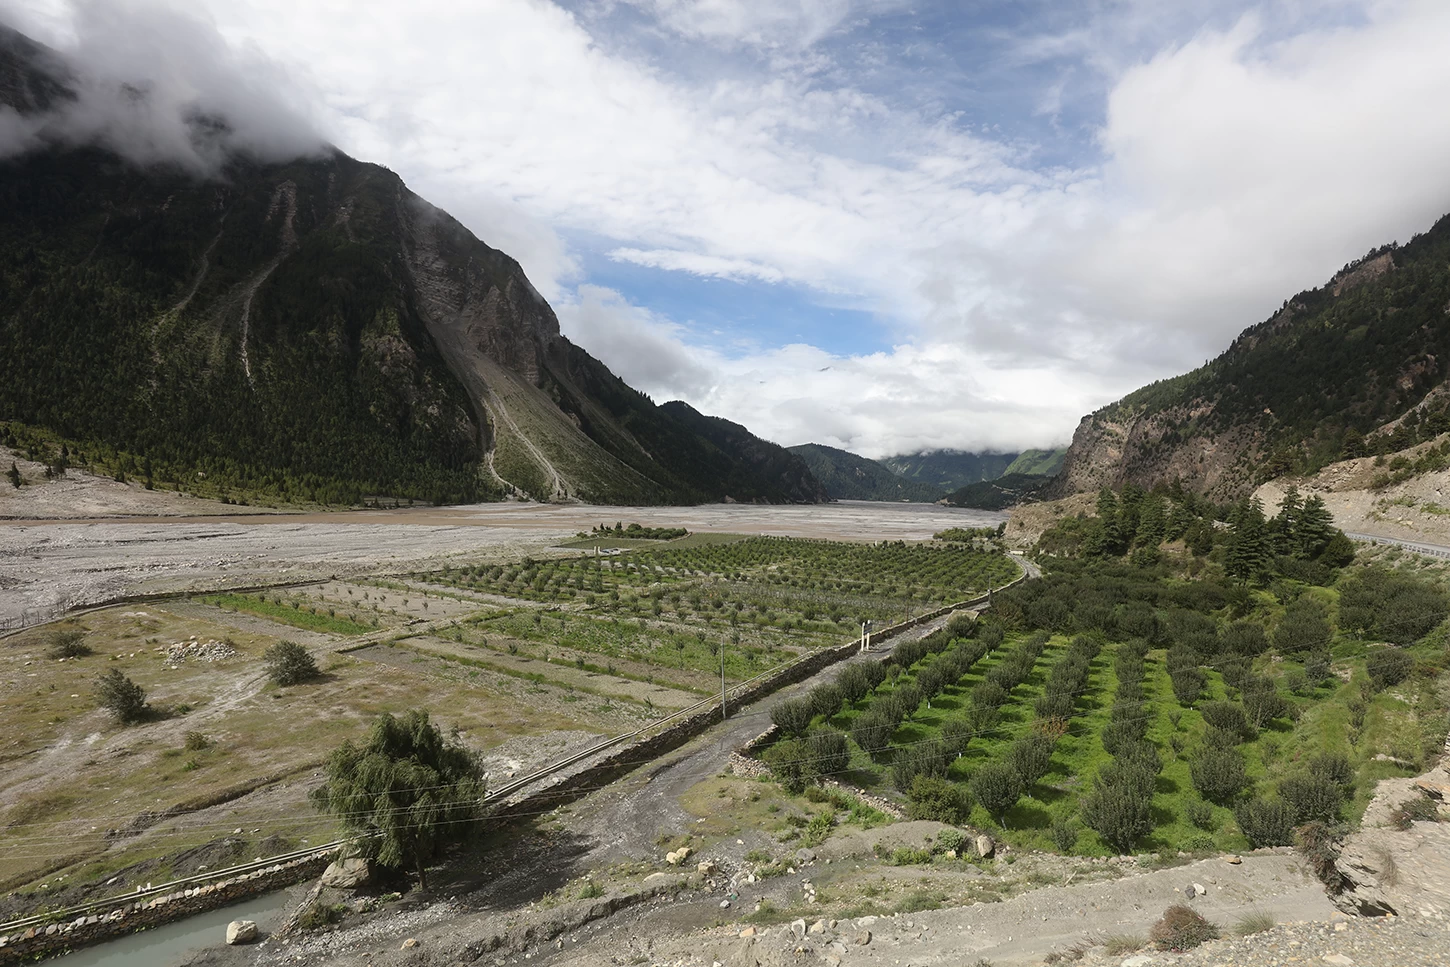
xmin=1272 ymin=485 xmax=1302 ymax=554
xmin=6 ymin=461 xmax=19 ymax=489
xmin=1135 ymin=496 xmax=1166 ymax=548
xmin=1294 ymin=496 xmax=1334 ymax=559
xmin=1225 ymin=498 xmax=1269 ymax=583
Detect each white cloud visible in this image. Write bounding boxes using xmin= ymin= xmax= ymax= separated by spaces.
xmin=11 ymin=0 xmax=1450 ymax=457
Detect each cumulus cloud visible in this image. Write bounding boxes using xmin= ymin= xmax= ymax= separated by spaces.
xmin=0 ymin=0 xmax=323 ymax=173
xmin=10 ymin=0 xmax=1450 ymax=456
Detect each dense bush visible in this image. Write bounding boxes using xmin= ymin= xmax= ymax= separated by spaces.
xmin=807 ymin=683 xmax=843 ymax=720
xmin=1340 ymin=567 xmax=1448 ymax=645
xmin=891 ymin=738 xmax=953 ymax=792
xmin=970 ymin=761 xmax=1024 ymax=823
xmin=1278 ymin=773 xmax=1342 ymax=824
xmin=1007 ymin=732 xmax=1056 ymax=787
xmin=263 ymin=640 xmax=320 ymax=686
xmin=1186 ymin=798 xmax=1218 ymax=831
xmin=1190 ymin=745 xmax=1248 ymax=805
xmin=47 ymin=629 xmax=91 ymax=659
xmin=772 ymin=698 xmax=814 ymax=738
xmin=1274 ymin=596 xmax=1332 ymax=655
xmin=1199 ymin=702 xmax=1254 ymax=741
xmin=806 ymin=729 xmax=851 ymax=780
xmin=763 ymin=737 xmax=808 ymax=792
xmin=1234 ymin=797 xmax=1296 ymax=847
xmin=1080 ymin=775 xmax=1152 ymax=852
xmin=1050 ymin=816 xmax=1078 ymax=853
xmin=1366 ymin=647 xmax=1414 ymax=691
xmin=1241 ymin=677 xmax=1288 ymax=729
xmin=906 ymin=775 xmax=973 ymax=825
xmin=851 ymin=709 xmax=896 ymax=759
xmin=1150 ymin=904 xmax=1220 ymax=951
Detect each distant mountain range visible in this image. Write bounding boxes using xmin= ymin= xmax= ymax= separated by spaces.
xmin=879 ymin=448 xmax=1066 ymax=494
xmin=1052 ymin=212 xmax=1450 ymax=501
xmin=0 ymin=24 xmax=825 ymax=507
xmin=786 ymin=444 xmax=944 ymax=502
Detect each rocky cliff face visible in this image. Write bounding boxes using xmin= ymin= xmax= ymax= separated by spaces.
xmin=1050 ymin=213 xmax=1450 ymax=501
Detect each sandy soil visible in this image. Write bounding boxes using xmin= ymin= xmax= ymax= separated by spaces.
xmin=0 ymin=501 xmax=1006 ymax=630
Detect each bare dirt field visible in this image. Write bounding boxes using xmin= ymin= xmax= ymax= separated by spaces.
xmin=0 ymin=500 xmax=1006 ymax=629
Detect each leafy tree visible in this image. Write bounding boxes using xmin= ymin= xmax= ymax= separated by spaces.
xmin=95 ymin=669 xmax=148 ymax=724
xmin=263 ymin=640 xmax=320 ymax=686
xmin=1189 ymin=745 xmax=1247 ymax=805
xmin=1241 ymin=677 xmax=1288 ymax=729
xmin=969 ymin=762 xmax=1023 ymax=824
xmin=310 ymin=710 xmax=485 ymax=890
xmin=1199 ymin=702 xmax=1254 ymax=741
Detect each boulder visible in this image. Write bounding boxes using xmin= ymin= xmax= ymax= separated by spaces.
xmin=697 ymin=860 xmax=719 ymax=876
xmin=790 ymin=918 xmax=808 ymax=941
xmin=321 ymin=858 xmax=373 ymax=890
xmin=854 ymin=930 xmax=872 ymax=945
xmin=974 ymin=834 xmax=995 ymax=859
xmin=225 ymin=920 xmax=258 ymax=945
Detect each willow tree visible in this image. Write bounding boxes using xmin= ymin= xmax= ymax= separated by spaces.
xmin=311 ymin=710 xmax=485 ymax=890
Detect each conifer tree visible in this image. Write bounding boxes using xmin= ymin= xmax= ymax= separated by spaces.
xmin=6 ymin=461 xmax=19 ymax=489
xmin=1225 ymin=498 xmax=1269 ymax=583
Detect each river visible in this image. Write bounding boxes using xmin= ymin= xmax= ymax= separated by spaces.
xmin=49 ymin=889 xmax=290 ymax=967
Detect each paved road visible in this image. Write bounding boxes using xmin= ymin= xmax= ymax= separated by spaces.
xmin=1346 ymin=531 xmax=1450 ymax=560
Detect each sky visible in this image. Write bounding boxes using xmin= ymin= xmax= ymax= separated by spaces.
xmin=6 ymin=0 xmax=1450 ymax=458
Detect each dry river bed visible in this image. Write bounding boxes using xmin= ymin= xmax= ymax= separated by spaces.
xmin=0 ymin=501 xmax=1007 ymax=629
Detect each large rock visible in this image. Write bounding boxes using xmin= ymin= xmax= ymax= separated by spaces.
xmin=974 ymin=834 xmax=995 ymax=859
xmin=225 ymin=920 xmax=258 ymax=945
xmin=321 ymin=858 xmax=373 ymax=890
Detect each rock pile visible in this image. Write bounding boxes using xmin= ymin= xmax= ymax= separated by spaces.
xmin=164 ymin=637 xmax=237 ymax=668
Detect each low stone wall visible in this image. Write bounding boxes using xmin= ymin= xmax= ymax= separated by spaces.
xmin=0 ymin=854 xmax=331 ymax=965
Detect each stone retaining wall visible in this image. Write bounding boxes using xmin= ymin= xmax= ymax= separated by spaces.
xmin=0 ymin=854 xmax=332 ymax=965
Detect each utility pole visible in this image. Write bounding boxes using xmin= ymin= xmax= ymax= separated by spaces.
xmin=720 ymin=638 xmax=727 ymax=721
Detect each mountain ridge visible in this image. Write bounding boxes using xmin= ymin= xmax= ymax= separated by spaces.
xmin=786 ymin=443 xmax=943 ymax=502
xmin=0 ymin=24 xmax=826 ymax=508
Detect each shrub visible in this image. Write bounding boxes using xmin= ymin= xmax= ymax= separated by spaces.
xmin=1080 ymin=776 xmax=1151 ymax=852
xmin=1388 ymin=792 xmax=1441 ymax=830
xmin=183 ymin=730 xmax=211 ymax=751
xmin=1234 ymin=798 xmax=1296 ymax=848
xmin=1170 ymin=667 xmax=1205 ymax=705
xmin=263 ymin=640 xmax=320 ymax=686
xmin=1366 ymin=648 xmax=1414 ymax=691
xmin=764 ymin=738 xmax=808 ymax=792
xmin=1304 ymin=650 xmax=1332 ymax=684
xmin=806 ymin=729 xmax=850 ymax=780
xmin=1190 ymin=745 xmax=1248 ymax=805
xmin=935 ymin=827 xmax=967 ymax=855
xmin=808 ymin=683 xmax=843 ymax=720
xmin=1307 ymin=752 xmax=1355 ymax=793
xmin=1241 ymin=678 xmax=1288 ymax=728
xmin=906 ymin=776 xmax=974 ymax=825
xmin=771 ymin=698 xmax=814 ymax=738
xmin=1294 ymin=820 xmax=1346 ymax=890
xmin=851 ymin=710 xmax=895 ymax=759
xmin=95 ymin=669 xmax=148 ymax=724
xmin=1150 ymin=905 xmax=1219 ymax=951
xmin=1199 ymin=702 xmax=1253 ymax=741
xmin=836 ymin=663 xmax=873 ymax=705
xmin=970 ymin=762 xmax=1024 ymax=823
xmin=1007 ymin=733 xmax=1055 ymax=787
xmin=1278 ymin=774 xmax=1341 ymax=824
xmin=47 ymin=629 xmax=91 ymax=659
xmin=1050 ymin=816 xmax=1078 ymax=853
xmin=1186 ymin=798 xmax=1218 ymax=831
xmin=971 ymin=679 xmax=1008 ymax=709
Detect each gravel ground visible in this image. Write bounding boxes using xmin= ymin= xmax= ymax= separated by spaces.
xmin=1159 ymin=912 xmax=1450 ymax=967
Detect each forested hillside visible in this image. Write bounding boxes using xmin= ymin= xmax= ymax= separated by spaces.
xmin=1054 ymin=212 xmax=1450 ymax=500
xmin=880 ymin=449 xmax=1019 ymax=493
xmin=787 ymin=443 xmax=943 ymax=502
xmin=0 ymin=25 xmax=824 ymax=507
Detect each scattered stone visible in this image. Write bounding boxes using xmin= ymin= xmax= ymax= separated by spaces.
xmin=1322 ymin=956 xmax=1354 ymax=966
xmin=225 ymin=920 xmax=258 ymax=945
xmin=795 ymin=848 xmax=816 ymax=863
xmin=697 ymin=860 xmax=718 ymax=876
xmin=719 ymin=900 xmax=731 ymax=909
xmin=854 ymin=930 xmax=872 ymax=946
xmin=808 ymin=919 xmax=827 ymax=935
xmin=1121 ymin=957 xmax=1153 ymax=967
xmin=1193 ymin=882 xmax=1207 ymax=896
xmin=790 ymin=919 xmax=807 ymax=941
xmin=401 ymin=938 xmax=419 ymax=950
xmin=1225 ymin=855 xmax=1243 ymax=864
xmin=739 ymin=927 xmax=756 ymax=938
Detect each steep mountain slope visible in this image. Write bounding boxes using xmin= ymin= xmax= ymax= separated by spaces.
xmin=879 ymin=449 xmax=1018 ymax=493
xmin=786 ymin=443 xmax=943 ymax=502
xmin=941 ymin=472 xmax=1054 ymax=511
xmin=1054 ymin=212 xmax=1450 ymax=500
xmin=0 ymin=25 xmax=823 ymax=507
xmin=1003 ymin=447 xmax=1067 ymax=477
